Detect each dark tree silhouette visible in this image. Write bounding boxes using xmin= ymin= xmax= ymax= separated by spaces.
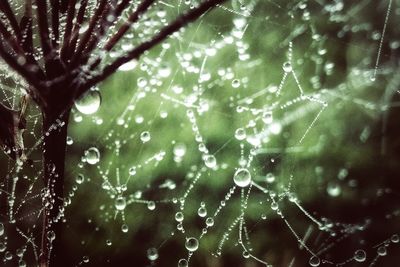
xmin=0 ymin=1 xmax=226 ymax=266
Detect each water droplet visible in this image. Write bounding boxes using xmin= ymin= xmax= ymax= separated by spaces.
xmin=233 ymin=168 xmax=251 ymax=187
xmin=377 ymin=246 xmax=387 ymax=256
xmin=83 ymin=256 xmax=89 ymax=263
xmin=173 ymin=143 xmax=187 ymax=157
xmin=129 ymin=167 xmax=137 ymax=176
xmin=115 ymin=196 xmax=126 ymax=211
xmin=198 ymin=207 xmax=207 ymax=217
xmin=76 ymin=174 xmax=84 ymax=184
xmin=140 ymin=131 xmax=151 ymax=143
xmin=118 ymin=60 xmax=137 ymax=71
xmin=309 ymin=256 xmax=320 ymax=266
xmin=0 ymin=223 xmax=4 ymax=236
xmin=204 ymin=155 xmax=217 ymax=168
xmin=327 ymin=182 xmax=341 ymax=197
xmin=354 ymin=249 xmax=366 ymax=262
xmin=271 ymin=202 xmax=278 ymax=210
xmin=147 ymin=201 xmax=156 ymax=210
xmin=85 ymin=147 xmax=100 ymax=165
xmin=47 ymin=230 xmax=55 ymax=241
xmin=282 ymin=61 xmax=292 ymax=72
xmin=147 ymin=247 xmax=159 ymax=261
xmin=235 ymin=128 xmax=246 ymax=140
xmin=262 ymin=110 xmax=273 ymax=124
xmin=175 ymin=212 xmax=184 ymax=222
xmin=178 ymin=259 xmax=188 ymax=267
xmin=75 ymin=90 xmax=101 ymax=115
xmin=185 ymin=237 xmax=199 ymax=252
xmin=121 ymin=224 xmax=129 ymax=233
xmin=231 ymin=79 xmax=241 ymax=88
xmin=391 ymin=234 xmax=399 ymax=243
xmin=266 ymin=173 xmax=275 ymax=183
xmin=206 ymin=217 xmax=214 ymax=227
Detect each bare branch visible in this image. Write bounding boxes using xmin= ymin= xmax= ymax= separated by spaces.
xmin=0 ymin=1 xmax=21 ymax=39
xmin=50 ymin=0 xmax=60 ymax=46
xmin=36 ymin=0 xmax=53 ymax=63
xmin=80 ymin=0 xmax=226 ymax=96
xmin=60 ymin=0 xmax=77 ymax=62
xmin=0 ymin=20 xmax=25 ymax=55
xmin=69 ymin=0 xmax=109 ymax=67
xmin=104 ymin=0 xmax=156 ymax=52
xmin=0 ymin=38 xmax=44 ymax=95
xmin=65 ymin=0 xmax=89 ymax=61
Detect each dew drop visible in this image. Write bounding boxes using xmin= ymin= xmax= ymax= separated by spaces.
xmin=377 ymin=246 xmax=387 ymax=256
xmin=185 ymin=237 xmax=199 ymax=252
xmin=178 ymin=259 xmax=188 ymax=267
xmin=121 ymin=224 xmax=129 ymax=233
xmin=85 ymin=147 xmax=100 ymax=165
xmin=75 ymin=90 xmax=101 ymax=115
xmin=235 ymin=128 xmax=246 ymax=140
xmin=309 ymin=256 xmax=320 ymax=266
xmin=266 ymin=173 xmax=275 ymax=183
xmin=173 ymin=143 xmax=187 ymax=157
xmin=327 ymin=182 xmax=341 ymax=197
xmin=282 ymin=61 xmax=292 ymax=72
xmin=115 ymin=196 xmax=126 ymax=211
xmin=197 ymin=207 xmax=207 ymax=217
xmin=204 ymin=155 xmax=217 ymax=168
xmin=233 ymin=168 xmax=251 ymax=187
xmin=147 ymin=247 xmax=159 ymax=261
xmin=262 ymin=111 xmax=273 ymax=124
xmin=175 ymin=212 xmax=184 ymax=222
xmin=147 ymin=201 xmax=156 ymax=210
xmin=140 ymin=131 xmax=151 ymax=143
xmin=206 ymin=217 xmax=214 ymax=227
xmin=354 ymin=249 xmax=366 ymax=262
xmin=231 ymin=79 xmax=241 ymax=88
xmin=76 ymin=174 xmax=84 ymax=184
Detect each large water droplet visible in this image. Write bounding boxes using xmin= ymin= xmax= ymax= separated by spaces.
xmin=115 ymin=196 xmax=126 ymax=211
xmin=233 ymin=168 xmax=251 ymax=187
xmin=204 ymin=155 xmax=217 ymax=168
xmin=85 ymin=147 xmax=100 ymax=165
xmin=185 ymin=237 xmax=199 ymax=252
xmin=75 ymin=90 xmax=101 ymax=115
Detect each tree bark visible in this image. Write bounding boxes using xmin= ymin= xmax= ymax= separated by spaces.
xmin=39 ymin=109 xmax=70 ymax=267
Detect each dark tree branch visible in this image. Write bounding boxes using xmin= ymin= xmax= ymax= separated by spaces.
xmin=0 ymin=42 xmax=43 ymax=94
xmin=80 ymin=0 xmax=226 ymax=96
xmin=69 ymin=0 xmax=108 ymax=66
xmin=60 ymin=0 xmax=77 ymax=62
xmin=85 ymin=0 xmax=156 ymax=72
xmin=50 ymin=0 xmax=60 ymax=47
xmin=36 ymin=0 xmax=53 ymax=67
xmin=0 ymin=1 xmax=21 ymax=40
xmin=0 ymin=20 xmax=25 ymax=55
xmin=20 ymin=0 xmax=45 ymax=79
xmin=104 ymin=0 xmax=156 ymax=52
xmin=65 ymin=0 xmax=88 ymax=61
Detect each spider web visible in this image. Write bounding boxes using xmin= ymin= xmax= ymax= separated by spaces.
xmin=0 ymin=0 xmax=399 ymax=266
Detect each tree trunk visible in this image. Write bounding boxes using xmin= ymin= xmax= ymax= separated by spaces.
xmin=39 ymin=109 xmax=70 ymax=267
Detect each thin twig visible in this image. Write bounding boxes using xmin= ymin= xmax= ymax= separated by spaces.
xmin=81 ymin=0 xmax=226 ymax=95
